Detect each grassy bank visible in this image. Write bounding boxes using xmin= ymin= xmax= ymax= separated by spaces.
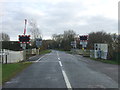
xmin=2 ymin=62 xmax=32 ymax=84
xmin=90 ymin=58 xmax=120 ymax=65
xmin=39 ymin=49 xmax=51 ymax=55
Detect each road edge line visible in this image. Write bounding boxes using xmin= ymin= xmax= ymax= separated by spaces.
xmin=36 ymin=55 xmax=45 ymax=62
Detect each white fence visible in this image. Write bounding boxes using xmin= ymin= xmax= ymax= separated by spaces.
xmin=0 ymin=48 xmax=38 ymax=64
xmin=0 ymin=49 xmax=24 ymax=63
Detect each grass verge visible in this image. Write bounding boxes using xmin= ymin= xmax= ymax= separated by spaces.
xmin=39 ymin=49 xmax=51 ymax=55
xmin=65 ymin=51 xmax=73 ymax=54
xmin=2 ymin=62 xmax=32 ymax=84
xmin=90 ymin=58 xmax=120 ymax=65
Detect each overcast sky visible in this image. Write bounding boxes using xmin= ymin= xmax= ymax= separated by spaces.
xmin=0 ymin=0 xmax=119 ymax=41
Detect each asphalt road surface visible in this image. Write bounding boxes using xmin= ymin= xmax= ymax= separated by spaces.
xmin=3 ymin=50 xmax=119 ymax=89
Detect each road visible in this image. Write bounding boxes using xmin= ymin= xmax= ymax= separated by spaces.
xmin=3 ymin=50 xmax=119 ymax=89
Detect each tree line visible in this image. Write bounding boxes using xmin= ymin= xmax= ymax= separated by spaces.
xmin=50 ymin=30 xmax=120 ymax=60
xmin=1 ymin=30 xmax=120 ymax=60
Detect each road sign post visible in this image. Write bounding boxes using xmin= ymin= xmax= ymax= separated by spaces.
xmin=80 ymin=35 xmax=88 ymax=50
xmin=71 ymin=41 xmax=76 ymax=49
xmin=18 ymin=35 xmax=30 ymax=50
xmin=20 ymin=43 xmax=26 ymax=50
xmin=36 ymin=38 xmax=42 ymax=54
xmin=18 ymin=19 xmax=31 ymax=60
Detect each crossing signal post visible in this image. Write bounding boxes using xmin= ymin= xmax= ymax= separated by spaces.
xmin=36 ymin=38 xmax=42 ymax=48
xmin=18 ymin=19 xmax=30 ymax=50
xmin=18 ymin=35 xmax=30 ymax=44
xmin=18 ymin=35 xmax=30 ymax=49
xmin=71 ymin=41 xmax=76 ymax=49
xmin=80 ymin=35 xmax=88 ymax=50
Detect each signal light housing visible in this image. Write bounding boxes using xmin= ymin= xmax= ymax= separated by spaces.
xmin=18 ymin=35 xmax=30 ymax=43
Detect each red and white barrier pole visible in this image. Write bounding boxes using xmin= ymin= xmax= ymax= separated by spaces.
xmin=23 ymin=19 xmax=27 ymax=35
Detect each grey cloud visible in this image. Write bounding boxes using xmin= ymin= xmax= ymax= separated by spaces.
xmin=1 ymin=1 xmax=118 ymax=40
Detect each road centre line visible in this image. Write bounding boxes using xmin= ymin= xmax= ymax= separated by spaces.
xmin=57 ymin=51 xmax=61 ymax=60
xmin=59 ymin=61 xmax=63 ymax=67
xmin=57 ymin=54 xmax=72 ymax=89
xmin=57 ymin=51 xmax=59 ymax=57
xmin=58 ymin=61 xmax=72 ymax=89
xmin=62 ymin=69 xmax=72 ymax=90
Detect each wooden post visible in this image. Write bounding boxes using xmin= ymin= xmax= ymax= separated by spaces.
xmin=5 ymin=55 xmax=7 ymax=64
xmin=2 ymin=55 xmax=3 ymax=64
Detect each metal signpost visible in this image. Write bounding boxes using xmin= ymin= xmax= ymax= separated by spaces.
xmin=36 ymin=38 xmax=42 ymax=54
xmin=18 ymin=19 xmax=30 ymax=60
xmin=18 ymin=19 xmax=30 ymax=50
xmin=80 ymin=35 xmax=88 ymax=50
xmin=71 ymin=41 xmax=76 ymax=49
xmin=36 ymin=38 xmax=42 ymax=48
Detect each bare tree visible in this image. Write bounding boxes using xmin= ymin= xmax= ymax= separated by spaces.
xmin=52 ymin=30 xmax=76 ymax=50
xmin=87 ymin=31 xmax=113 ymax=59
xmin=29 ymin=20 xmax=41 ymax=39
xmin=0 ymin=32 xmax=10 ymax=41
xmin=63 ymin=30 xmax=76 ymax=40
xmin=88 ymin=31 xmax=112 ymax=49
xmin=29 ymin=20 xmax=42 ymax=47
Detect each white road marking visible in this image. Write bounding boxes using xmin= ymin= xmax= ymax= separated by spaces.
xmin=36 ymin=55 xmax=45 ymax=62
xmin=61 ymin=69 xmax=72 ymax=90
xmin=29 ymin=55 xmax=36 ymax=59
xmin=57 ymin=51 xmax=61 ymax=60
xmin=57 ymin=51 xmax=60 ymax=58
xmin=59 ymin=61 xmax=63 ymax=67
xmin=58 ymin=61 xmax=72 ymax=90
xmin=57 ymin=51 xmax=72 ymax=89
